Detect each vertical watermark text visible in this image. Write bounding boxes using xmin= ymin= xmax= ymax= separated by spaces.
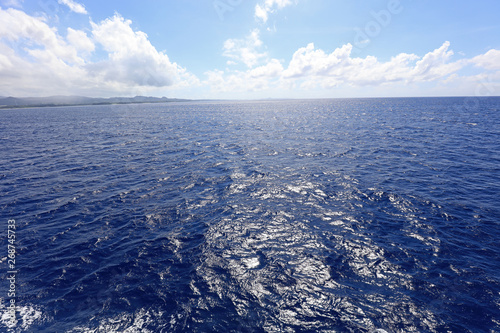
xmin=5 ymin=219 xmax=17 ymax=328
xmin=457 ymin=74 xmax=499 ymax=113
xmin=213 ymin=0 xmax=243 ymax=21
xmin=352 ymin=0 xmax=404 ymax=54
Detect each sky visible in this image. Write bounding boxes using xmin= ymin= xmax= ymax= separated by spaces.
xmin=0 ymin=0 xmax=499 ymax=99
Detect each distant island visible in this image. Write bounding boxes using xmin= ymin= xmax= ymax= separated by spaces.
xmin=0 ymin=96 xmax=191 ymax=109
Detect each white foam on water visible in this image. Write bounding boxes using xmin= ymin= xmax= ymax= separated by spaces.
xmin=242 ymin=257 xmax=260 ymax=269
xmin=0 ymin=303 xmax=44 ymax=331
xmin=68 ymin=308 xmax=165 ymax=333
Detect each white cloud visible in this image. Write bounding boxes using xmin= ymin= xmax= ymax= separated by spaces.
xmin=254 ymin=4 xmax=268 ymax=23
xmin=0 ymin=7 xmax=499 ymax=99
xmin=89 ymin=14 xmax=186 ymax=87
xmin=0 ymin=8 xmax=83 ymax=64
xmin=0 ymin=43 xmax=15 ymax=71
xmin=249 ymin=59 xmax=284 ymax=78
xmin=0 ymin=8 xmax=197 ymax=97
xmin=255 ymin=0 xmax=293 ymax=23
xmin=205 ymin=41 xmax=489 ymax=98
xmin=58 ymin=0 xmax=87 ymax=15
xmin=409 ymin=41 xmax=464 ymax=81
xmin=0 ymin=9 xmax=90 ymax=95
xmin=470 ymin=49 xmax=500 ymax=70
xmin=67 ymin=27 xmax=94 ymax=54
xmin=203 ymin=59 xmax=285 ymax=94
xmin=280 ymin=41 xmax=466 ymax=88
xmin=223 ymin=29 xmax=267 ymax=68
xmin=283 ymin=43 xmax=353 ymax=78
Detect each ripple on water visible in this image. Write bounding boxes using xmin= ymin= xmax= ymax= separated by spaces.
xmin=1 ymin=99 xmax=499 ymax=332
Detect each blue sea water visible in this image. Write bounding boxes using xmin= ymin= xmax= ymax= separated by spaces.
xmin=0 ymin=97 xmax=499 ymax=332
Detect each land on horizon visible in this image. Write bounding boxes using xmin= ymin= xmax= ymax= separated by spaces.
xmin=2 ymin=95 xmax=500 ymax=110
xmin=0 ymin=96 xmax=192 ymax=109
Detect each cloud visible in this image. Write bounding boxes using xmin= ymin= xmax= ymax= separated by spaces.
xmin=0 ymin=8 xmax=196 ymax=97
xmin=58 ymin=0 xmax=87 ymax=14
xmin=205 ymin=41 xmax=482 ymax=97
xmin=0 ymin=8 xmax=83 ymax=64
xmin=67 ymin=28 xmax=94 ymax=54
xmin=204 ymin=59 xmax=285 ymax=94
xmin=280 ymin=41 xmax=466 ymax=87
xmin=249 ymin=58 xmax=284 ymax=78
xmin=89 ymin=14 xmax=187 ymax=88
xmin=0 ymin=8 xmax=94 ymax=95
xmin=283 ymin=43 xmax=354 ymax=78
xmin=255 ymin=0 xmax=293 ymax=23
xmin=0 ymin=7 xmax=498 ymax=99
xmin=470 ymin=49 xmax=500 ymax=70
xmin=409 ymin=41 xmax=464 ymax=81
xmin=223 ymin=29 xmax=267 ymax=68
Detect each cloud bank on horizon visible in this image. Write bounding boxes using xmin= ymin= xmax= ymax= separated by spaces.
xmin=0 ymin=0 xmax=499 ymax=99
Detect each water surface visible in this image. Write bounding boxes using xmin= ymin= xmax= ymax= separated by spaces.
xmin=0 ymin=98 xmax=499 ymax=332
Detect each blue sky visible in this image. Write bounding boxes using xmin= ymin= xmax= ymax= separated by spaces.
xmin=0 ymin=0 xmax=499 ymax=99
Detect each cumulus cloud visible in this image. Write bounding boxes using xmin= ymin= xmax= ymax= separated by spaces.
xmin=204 ymin=66 xmax=282 ymax=94
xmin=204 ymin=57 xmax=285 ymax=94
xmin=0 ymin=8 xmax=84 ymax=65
xmin=409 ymin=41 xmax=464 ymax=81
xmin=205 ymin=41 xmax=481 ymax=96
xmin=0 ymin=6 xmax=498 ymax=99
xmin=280 ymin=41 xmax=467 ymax=88
xmin=470 ymin=49 xmax=500 ymax=70
xmin=223 ymin=29 xmax=268 ymax=68
xmin=58 ymin=0 xmax=87 ymax=14
xmin=249 ymin=58 xmax=284 ymax=78
xmin=255 ymin=0 xmax=293 ymax=23
xmin=283 ymin=43 xmax=354 ymax=78
xmin=67 ymin=27 xmax=94 ymax=54
xmin=0 ymin=9 xmax=93 ymax=95
xmin=89 ymin=14 xmax=186 ymax=88
xmin=0 ymin=8 xmax=197 ymax=96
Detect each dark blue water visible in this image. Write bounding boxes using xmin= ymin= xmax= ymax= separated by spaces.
xmin=0 ymin=98 xmax=499 ymax=332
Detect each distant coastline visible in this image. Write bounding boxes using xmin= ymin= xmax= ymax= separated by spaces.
xmin=0 ymin=96 xmax=192 ymax=109
xmin=2 ymin=95 xmax=500 ymax=110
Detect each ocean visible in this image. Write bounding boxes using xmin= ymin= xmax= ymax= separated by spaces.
xmin=0 ymin=97 xmax=499 ymax=332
